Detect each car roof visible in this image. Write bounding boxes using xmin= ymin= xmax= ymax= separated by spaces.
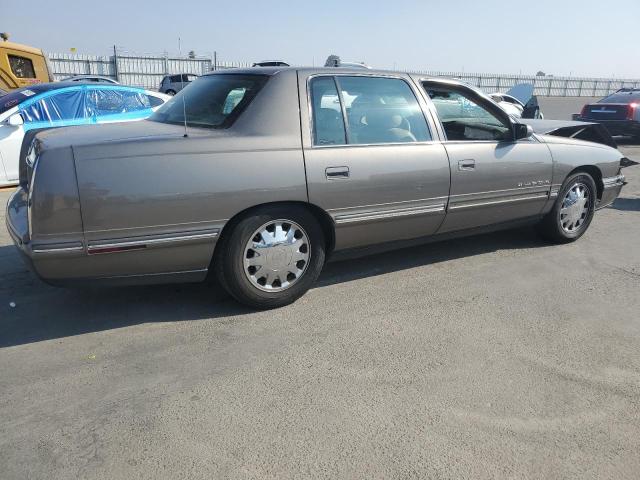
xmin=205 ymin=66 xmax=450 ymax=80
xmin=66 ymin=75 xmax=116 ymax=80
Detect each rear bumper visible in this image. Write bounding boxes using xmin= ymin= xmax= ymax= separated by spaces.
xmin=597 ymin=173 xmax=626 ymax=210
xmin=576 ymin=118 xmax=640 ymax=137
xmin=5 ymin=187 xmax=37 ymax=272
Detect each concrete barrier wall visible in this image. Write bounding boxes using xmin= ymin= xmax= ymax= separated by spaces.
xmin=537 ymin=96 xmax=600 ymax=120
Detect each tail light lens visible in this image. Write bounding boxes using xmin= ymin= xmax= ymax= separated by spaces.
xmin=627 ymin=103 xmax=638 ymax=120
xmin=580 ymin=105 xmax=590 ymax=118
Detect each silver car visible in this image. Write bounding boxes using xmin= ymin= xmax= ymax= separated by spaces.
xmin=158 ymin=73 xmax=198 ymax=95
xmin=6 ymin=67 xmax=628 ymax=308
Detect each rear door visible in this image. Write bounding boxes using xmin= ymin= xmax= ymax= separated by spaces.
xmin=299 ymin=73 xmax=451 ymax=250
xmin=422 ymin=80 xmax=553 ymax=233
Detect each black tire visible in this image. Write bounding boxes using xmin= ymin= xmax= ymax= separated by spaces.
xmin=165 ymin=89 xmax=176 ymax=96
xmin=215 ymin=205 xmax=326 ymax=309
xmin=537 ymin=172 xmax=597 ymax=243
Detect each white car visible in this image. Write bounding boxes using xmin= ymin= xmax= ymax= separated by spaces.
xmin=490 ymin=83 xmax=543 ymax=119
xmin=0 ymin=82 xmax=169 ymax=186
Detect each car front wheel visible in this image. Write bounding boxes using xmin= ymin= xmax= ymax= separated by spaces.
xmin=215 ymin=205 xmax=326 ymax=309
xmin=537 ymin=172 xmax=597 ymax=243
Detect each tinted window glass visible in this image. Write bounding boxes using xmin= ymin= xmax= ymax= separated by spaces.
xmin=426 ymin=86 xmax=510 ymax=141
xmin=337 ymin=76 xmax=430 ymax=144
xmin=310 ymin=77 xmax=346 ymax=146
xmin=150 ymin=74 xmax=268 ymax=129
xmin=147 ymin=95 xmax=164 ymax=107
xmin=8 ymin=55 xmax=36 ymax=78
xmin=599 ymin=92 xmax=640 ymax=103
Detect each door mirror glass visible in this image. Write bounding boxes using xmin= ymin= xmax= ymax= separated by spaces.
xmin=514 ymin=123 xmax=534 ymax=140
xmin=7 ymin=113 xmax=24 ymax=126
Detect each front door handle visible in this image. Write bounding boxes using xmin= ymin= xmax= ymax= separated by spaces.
xmin=458 ymin=159 xmax=475 ymax=171
xmin=326 ymin=166 xmax=350 ymax=179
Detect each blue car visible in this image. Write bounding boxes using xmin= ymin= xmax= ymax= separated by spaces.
xmin=0 ymin=82 xmax=170 ymax=186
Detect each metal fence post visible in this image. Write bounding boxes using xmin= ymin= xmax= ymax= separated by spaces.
xmin=113 ymin=45 xmax=119 ymax=82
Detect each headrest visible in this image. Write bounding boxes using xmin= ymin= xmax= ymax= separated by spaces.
xmin=365 ymin=109 xmax=403 ymax=129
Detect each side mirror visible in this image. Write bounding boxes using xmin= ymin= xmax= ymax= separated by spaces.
xmin=514 ymin=123 xmax=533 ymax=140
xmin=6 ymin=113 xmax=24 ymax=127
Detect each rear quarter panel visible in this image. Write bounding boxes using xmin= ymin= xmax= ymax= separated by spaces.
xmin=72 ymin=70 xmax=307 ymax=279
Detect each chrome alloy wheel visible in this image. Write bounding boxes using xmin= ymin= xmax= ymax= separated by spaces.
xmin=559 ymin=182 xmax=591 ymax=234
xmin=243 ymin=220 xmax=310 ymax=292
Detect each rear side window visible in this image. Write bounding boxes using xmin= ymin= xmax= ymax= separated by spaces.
xmin=310 ymin=76 xmax=431 ymax=146
xmin=150 ymin=74 xmax=268 ymax=129
xmin=338 ymin=76 xmax=430 ymax=144
xmin=147 ymin=95 xmax=164 ymax=107
xmin=87 ymin=89 xmax=151 ymax=116
xmin=310 ymin=77 xmax=346 ymax=146
xmin=8 ymin=55 xmax=36 ymax=78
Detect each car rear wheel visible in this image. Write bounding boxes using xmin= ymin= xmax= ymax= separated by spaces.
xmin=165 ymin=89 xmax=176 ymax=96
xmin=215 ymin=205 xmax=326 ymax=309
xmin=537 ymin=172 xmax=596 ymax=243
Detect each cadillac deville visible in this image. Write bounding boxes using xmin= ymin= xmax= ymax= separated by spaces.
xmin=6 ymin=68 xmax=628 ymax=308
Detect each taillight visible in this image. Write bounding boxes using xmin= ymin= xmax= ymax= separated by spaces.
xmin=580 ymin=105 xmax=590 ymax=118
xmin=627 ymin=103 xmax=638 ymax=120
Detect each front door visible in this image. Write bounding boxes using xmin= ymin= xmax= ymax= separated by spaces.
xmin=300 ymin=73 xmax=451 ymax=250
xmin=422 ymin=81 xmax=553 ymax=233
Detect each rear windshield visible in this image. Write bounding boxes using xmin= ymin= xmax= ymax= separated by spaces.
xmin=0 ymin=86 xmax=50 ymax=115
xmin=599 ymin=92 xmax=640 ymax=103
xmin=150 ymin=74 xmax=268 ymax=129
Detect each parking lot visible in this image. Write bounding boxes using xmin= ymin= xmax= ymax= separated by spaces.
xmin=1 ymin=143 xmax=639 ymax=478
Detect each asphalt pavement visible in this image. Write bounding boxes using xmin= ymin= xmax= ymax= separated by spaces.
xmin=1 ymin=145 xmax=639 ymax=479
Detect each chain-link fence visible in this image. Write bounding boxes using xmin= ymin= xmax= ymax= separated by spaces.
xmin=47 ymin=53 xmax=640 ymax=96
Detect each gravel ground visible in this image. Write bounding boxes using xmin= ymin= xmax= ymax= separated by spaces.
xmin=1 ymin=145 xmax=639 ymax=479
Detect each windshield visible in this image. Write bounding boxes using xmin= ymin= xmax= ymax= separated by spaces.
xmin=0 ymin=86 xmax=49 ymax=115
xmin=150 ymin=74 xmax=268 ymax=129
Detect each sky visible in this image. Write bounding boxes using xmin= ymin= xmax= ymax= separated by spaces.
xmin=3 ymin=0 xmax=640 ymax=78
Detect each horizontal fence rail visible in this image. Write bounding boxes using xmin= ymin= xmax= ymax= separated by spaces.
xmin=47 ymin=53 xmax=640 ymax=96
xmin=416 ymin=71 xmax=640 ymax=97
xmin=48 ymin=53 xmax=251 ymax=89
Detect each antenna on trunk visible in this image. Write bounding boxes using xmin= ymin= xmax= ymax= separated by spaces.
xmin=177 ymin=36 xmax=188 ymax=138
xmin=180 ymin=74 xmax=188 ymax=138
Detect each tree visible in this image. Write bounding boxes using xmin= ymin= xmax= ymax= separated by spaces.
xmin=536 ymin=71 xmax=546 ymax=77
xmin=188 ymin=50 xmax=196 ymax=59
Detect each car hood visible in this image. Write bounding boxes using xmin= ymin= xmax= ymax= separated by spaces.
xmin=505 ymin=83 xmax=535 ymax=105
xmin=520 ymin=118 xmax=618 ymax=149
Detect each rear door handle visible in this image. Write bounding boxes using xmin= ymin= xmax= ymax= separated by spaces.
xmin=325 ymin=166 xmax=350 ymax=179
xmin=458 ymin=159 xmax=475 ymax=171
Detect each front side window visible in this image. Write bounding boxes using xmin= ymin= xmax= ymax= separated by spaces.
xmin=8 ymin=55 xmax=36 ymax=79
xmin=20 ymin=90 xmax=87 ymax=125
xmin=310 ymin=76 xmax=431 ymax=146
xmin=150 ymin=74 xmax=268 ymax=129
xmin=425 ymin=85 xmax=511 ymax=141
